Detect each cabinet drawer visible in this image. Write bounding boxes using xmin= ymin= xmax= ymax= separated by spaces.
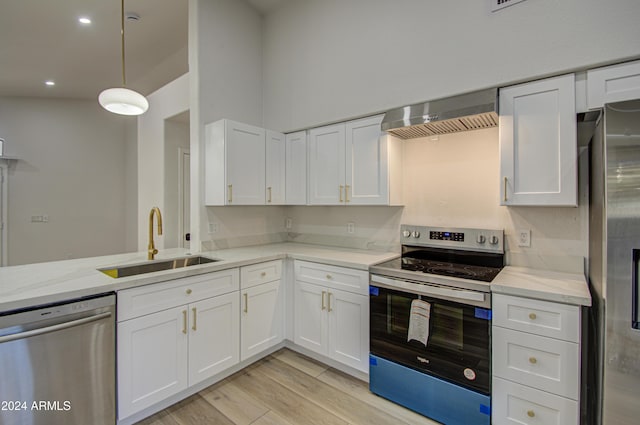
xmin=493 ymin=294 xmax=580 ymax=342
xmin=294 ymin=260 xmax=369 ymax=295
xmin=492 ymin=377 xmax=579 ymax=425
xmin=118 ymin=269 xmax=240 ymax=321
xmin=493 ymin=326 xmax=580 ymax=400
xmin=240 ymin=260 xmax=282 ymax=289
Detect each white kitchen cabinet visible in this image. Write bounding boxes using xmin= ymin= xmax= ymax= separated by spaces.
xmin=117 ymin=306 xmax=188 ymax=420
xmin=205 ymin=119 xmax=266 ymax=205
xmin=308 ymin=115 xmax=402 ymax=206
xmin=587 ymin=59 xmax=640 ymax=109
xmin=499 ymin=74 xmax=577 ymax=206
xmin=117 ymin=270 xmax=240 ymax=420
xmin=188 ymin=292 xmax=240 ymax=385
xmin=492 ymin=293 xmax=582 ymax=425
xmin=293 ymin=261 xmax=369 ymax=372
xmin=240 ymin=261 xmax=284 ymax=360
xmin=308 ymin=123 xmax=346 ymax=205
xmin=285 ymin=131 xmax=307 ymax=205
xmin=266 ymin=130 xmax=286 ymax=205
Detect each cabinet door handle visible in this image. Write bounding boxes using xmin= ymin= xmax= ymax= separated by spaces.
xmin=527 ymin=410 xmax=535 ymax=418
xmin=267 ymin=187 xmax=272 ymax=203
xmin=244 ymin=293 xmax=248 ymax=313
xmin=345 ymin=185 xmax=350 ymax=203
xmin=327 ymin=292 xmax=332 ymax=312
xmin=529 ymin=312 xmax=537 ymax=320
xmin=192 ymin=307 xmax=197 ymax=331
xmin=339 ymin=185 xmax=344 ymax=202
xmin=503 ymin=177 xmax=508 ymax=202
xmin=182 ymin=310 xmax=187 ymax=334
xmin=228 ymin=184 xmax=233 ymax=203
xmin=322 ymin=291 xmax=326 ymax=310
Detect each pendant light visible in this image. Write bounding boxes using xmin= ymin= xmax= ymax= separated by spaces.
xmin=98 ymin=0 xmax=149 ymax=115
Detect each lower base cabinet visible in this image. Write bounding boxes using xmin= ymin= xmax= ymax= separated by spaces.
xmin=293 ymin=261 xmax=369 ymax=373
xmin=241 ymin=279 xmax=284 ymax=360
xmin=117 ymin=270 xmax=240 ymax=420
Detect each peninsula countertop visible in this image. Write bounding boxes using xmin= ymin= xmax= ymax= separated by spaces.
xmin=0 ymin=243 xmax=400 ymax=312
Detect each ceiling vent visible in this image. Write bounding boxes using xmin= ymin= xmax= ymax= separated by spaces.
xmin=492 ymin=0 xmax=528 ymax=12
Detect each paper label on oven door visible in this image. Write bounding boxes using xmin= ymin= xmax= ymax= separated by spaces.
xmin=407 ymin=299 xmax=431 ymax=347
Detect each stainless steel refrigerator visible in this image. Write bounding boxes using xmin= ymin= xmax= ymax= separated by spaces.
xmin=588 ymin=98 xmax=640 ymax=425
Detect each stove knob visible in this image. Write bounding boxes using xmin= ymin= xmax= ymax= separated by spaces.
xmin=412 ymin=231 xmax=421 ymax=238
xmin=476 ymin=235 xmax=486 ymax=244
xmin=489 ymin=235 xmax=500 ymax=245
xmin=402 ymin=230 xmax=411 ymax=238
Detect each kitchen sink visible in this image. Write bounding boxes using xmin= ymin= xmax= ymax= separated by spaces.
xmin=99 ymin=256 xmax=220 ymax=278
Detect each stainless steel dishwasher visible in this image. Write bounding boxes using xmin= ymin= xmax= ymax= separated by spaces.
xmin=0 ymin=293 xmax=116 ymax=425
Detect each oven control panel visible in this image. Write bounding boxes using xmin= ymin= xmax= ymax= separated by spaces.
xmin=401 ymin=225 xmax=504 ymax=254
xmin=430 ymin=231 xmax=464 ymax=242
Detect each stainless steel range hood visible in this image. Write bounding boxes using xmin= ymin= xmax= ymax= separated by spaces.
xmin=381 ymin=88 xmax=498 ymax=139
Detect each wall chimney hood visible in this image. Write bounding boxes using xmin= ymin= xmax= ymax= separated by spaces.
xmin=381 ymin=88 xmax=498 ymax=139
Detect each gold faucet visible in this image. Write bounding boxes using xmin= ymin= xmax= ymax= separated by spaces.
xmin=148 ymin=207 xmax=163 ymax=260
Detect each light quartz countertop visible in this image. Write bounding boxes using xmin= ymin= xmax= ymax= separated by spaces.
xmin=491 ymin=266 xmax=591 ymax=306
xmin=0 ymin=243 xmax=399 ymax=312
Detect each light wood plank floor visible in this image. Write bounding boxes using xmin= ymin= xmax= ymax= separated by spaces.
xmin=137 ymin=348 xmax=440 ymax=425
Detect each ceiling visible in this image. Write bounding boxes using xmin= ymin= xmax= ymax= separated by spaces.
xmin=0 ymin=0 xmax=288 ymax=101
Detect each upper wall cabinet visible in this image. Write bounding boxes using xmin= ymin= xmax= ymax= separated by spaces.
xmin=205 ymin=119 xmax=266 ymax=205
xmin=587 ymin=60 xmax=640 ymax=109
xmin=285 ymin=131 xmax=307 ymax=205
xmin=499 ymin=74 xmax=577 ymax=207
xmin=308 ymin=115 xmax=402 ymax=206
xmin=266 ymin=130 xmax=286 ymax=205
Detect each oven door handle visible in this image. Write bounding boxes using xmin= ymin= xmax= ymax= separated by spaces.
xmin=370 ymin=274 xmax=486 ymax=303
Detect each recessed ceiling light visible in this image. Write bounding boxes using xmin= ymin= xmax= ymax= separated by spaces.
xmin=45 ymin=81 xmax=55 ymax=86
xmin=78 ymin=17 xmax=92 ymax=25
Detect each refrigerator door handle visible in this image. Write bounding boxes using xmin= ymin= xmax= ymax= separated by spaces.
xmin=633 ymin=249 xmax=639 ymax=330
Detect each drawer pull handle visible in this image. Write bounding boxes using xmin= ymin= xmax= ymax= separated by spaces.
xmin=529 ymin=312 xmax=537 ymax=320
xmin=182 ymin=310 xmax=187 ymax=334
xmin=192 ymin=307 xmax=197 ymax=331
xmin=186 ymin=289 xmax=192 ymax=295
xmin=326 ymin=274 xmax=333 ymax=280
xmin=529 ymin=357 xmax=537 ymax=365
xmin=527 ymin=410 xmax=535 ymax=418
xmin=322 ymin=291 xmax=326 ymax=310
xmin=261 ymin=272 xmax=267 ymax=278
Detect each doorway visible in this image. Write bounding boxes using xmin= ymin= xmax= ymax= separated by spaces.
xmin=164 ymin=111 xmax=190 ymax=249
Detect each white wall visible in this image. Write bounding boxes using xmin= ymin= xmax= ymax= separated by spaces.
xmin=0 ymin=97 xmax=133 ymax=265
xmin=262 ymin=0 xmax=640 ymax=132
xmin=137 ymin=72 xmax=190 ymax=250
xmin=190 ymin=0 xmax=265 ymax=251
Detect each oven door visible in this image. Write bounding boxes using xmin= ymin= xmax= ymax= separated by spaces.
xmin=370 ymin=276 xmax=491 ymax=395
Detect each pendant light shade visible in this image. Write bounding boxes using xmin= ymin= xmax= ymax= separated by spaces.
xmin=99 ymin=0 xmax=148 ymax=116
xmin=99 ymin=87 xmax=149 ymax=115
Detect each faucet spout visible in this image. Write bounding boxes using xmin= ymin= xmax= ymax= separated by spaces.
xmin=148 ymin=207 xmax=163 ymax=260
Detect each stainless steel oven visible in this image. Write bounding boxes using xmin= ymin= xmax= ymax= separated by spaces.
xmin=369 ymin=225 xmax=504 ymax=425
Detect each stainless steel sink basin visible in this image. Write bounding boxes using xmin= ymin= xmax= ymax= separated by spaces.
xmin=99 ymin=256 xmax=220 ymax=278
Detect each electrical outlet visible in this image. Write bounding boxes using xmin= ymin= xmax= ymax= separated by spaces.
xmin=208 ymin=222 xmax=219 ymax=234
xmin=517 ymin=229 xmax=531 ymax=247
xmin=285 ymin=217 xmax=292 ymax=229
xmin=347 ymin=222 xmax=355 ymax=234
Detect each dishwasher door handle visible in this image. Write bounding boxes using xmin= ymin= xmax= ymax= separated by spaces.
xmin=0 ymin=311 xmax=112 ymax=343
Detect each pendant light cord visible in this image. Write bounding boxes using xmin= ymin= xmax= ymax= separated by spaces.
xmin=121 ymin=0 xmax=127 ymax=87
